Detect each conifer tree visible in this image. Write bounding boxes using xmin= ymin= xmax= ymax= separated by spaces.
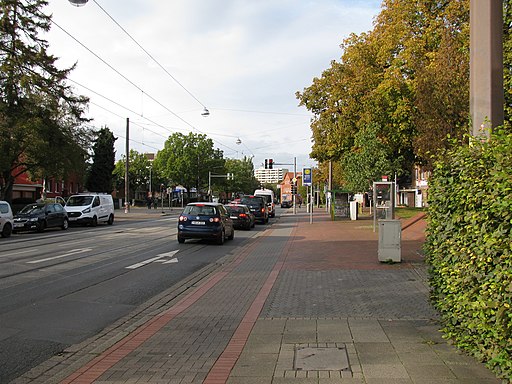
xmin=0 ymin=0 xmax=91 ymax=201
xmin=86 ymin=127 xmax=116 ymax=193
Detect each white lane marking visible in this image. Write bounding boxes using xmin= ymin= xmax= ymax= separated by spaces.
xmin=1 ymin=249 xmax=34 ymax=258
xmin=27 ymin=248 xmax=92 ymax=264
xmin=126 ymin=250 xmax=179 ymax=269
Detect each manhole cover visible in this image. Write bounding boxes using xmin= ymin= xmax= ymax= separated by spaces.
xmin=294 ymin=346 xmax=350 ymax=371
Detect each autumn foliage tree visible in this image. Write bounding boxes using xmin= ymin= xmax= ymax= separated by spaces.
xmin=297 ymin=0 xmax=473 ymax=190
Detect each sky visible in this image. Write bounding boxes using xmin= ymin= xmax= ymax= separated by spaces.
xmin=44 ymin=0 xmax=381 ymax=172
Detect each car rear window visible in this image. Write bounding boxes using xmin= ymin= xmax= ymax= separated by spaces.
xmin=226 ymin=206 xmax=244 ymax=214
xmin=240 ymin=197 xmax=263 ymax=207
xmin=255 ymin=194 xmax=271 ymax=204
xmin=183 ymin=205 xmax=217 ymax=215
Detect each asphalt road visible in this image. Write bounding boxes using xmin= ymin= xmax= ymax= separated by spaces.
xmin=0 ymin=213 xmax=271 ymax=383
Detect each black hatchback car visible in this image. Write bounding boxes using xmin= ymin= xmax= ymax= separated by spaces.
xmin=13 ymin=202 xmax=69 ymax=233
xmin=239 ymin=195 xmax=268 ymax=224
xmin=177 ymin=202 xmax=234 ymax=245
xmin=226 ymin=204 xmax=255 ymax=230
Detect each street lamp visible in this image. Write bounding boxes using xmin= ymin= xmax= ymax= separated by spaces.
xmin=68 ymin=0 xmax=88 ymax=6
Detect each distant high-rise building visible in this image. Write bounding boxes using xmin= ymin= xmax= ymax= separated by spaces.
xmin=254 ymin=168 xmax=288 ymax=185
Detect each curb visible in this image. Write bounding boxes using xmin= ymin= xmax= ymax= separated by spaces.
xmin=401 ymin=211 xmax=427 ymax=231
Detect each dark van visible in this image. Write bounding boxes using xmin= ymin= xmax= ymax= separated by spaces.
xmin=240 ymin=195 xmax=268 ymax=224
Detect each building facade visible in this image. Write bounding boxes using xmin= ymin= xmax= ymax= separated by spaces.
xmin=279 ymin=172 xmax=302 ymax=203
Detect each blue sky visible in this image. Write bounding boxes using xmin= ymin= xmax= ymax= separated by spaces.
xmin=45 ymin=0 xmax=381 ymax=171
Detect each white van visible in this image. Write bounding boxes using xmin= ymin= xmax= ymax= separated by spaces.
xmin=254 ymin=189 xmax=275 ymax=218
xmin=0 ymin=200 xmax=14 ymax=238
xmin=65 ymin=193 xmax=114 ymax=226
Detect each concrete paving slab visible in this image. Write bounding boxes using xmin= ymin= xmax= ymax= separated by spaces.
xmin=251 ymin=319 xmax=286 ymax=335
xmin=317 ymin=318 xmax=352 ymax=343
xmin=361 ymin=363 xmax=410 ymax=379
xmin=355 ymin=342 xmax=402 ymax=365
xmin=282 ymin=319 xmax=318 ymax=343
xmin=406 ymin=363 xmax=457 ymax=380
xmin=230 ymin=353 xmax=278 ymax=377
xmin=348 ymin=318 xmax=389 ymax=343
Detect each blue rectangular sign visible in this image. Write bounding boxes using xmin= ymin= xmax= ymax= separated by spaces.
xmin=302 ymin=168 xmax=312 ymax=186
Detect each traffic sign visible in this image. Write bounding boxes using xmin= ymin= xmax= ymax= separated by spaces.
xmin=302 ymin=168 xmax=312 ymax=186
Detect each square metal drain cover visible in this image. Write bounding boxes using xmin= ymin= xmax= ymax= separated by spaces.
xmin=294 ymin=346 xmax=350 ymax=371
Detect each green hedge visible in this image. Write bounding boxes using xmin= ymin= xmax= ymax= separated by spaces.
xmin=425 ymin=129 xmax=512 ymax=381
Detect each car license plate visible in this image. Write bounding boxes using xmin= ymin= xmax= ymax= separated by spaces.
xmin=230 ymin=216 xmax=238 ymax=219
xmin=191 ymin=221 xmax=205 ymax=225
xmin=14 ymin=223 xmax=23 ymax=228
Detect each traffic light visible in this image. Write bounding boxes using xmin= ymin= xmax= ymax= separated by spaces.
xmin=264 ymin=159 xmax=268 ymax=169
xmin=268 ymin=159 xmax=273 ymax=169
xmin=291 ymin=183 xmax=297 ymax=195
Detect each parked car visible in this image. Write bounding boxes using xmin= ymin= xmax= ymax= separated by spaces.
xmin=281 ymin=200 xmax=292 ymax=208
xmin=65 ymin=193 xmax=114 ymax=226
xmin=0 ymin=200 xmax=14 ymax=238
xmin=177 ymin=202 xmax=234 ymax=245
xmin=239 ymin=195 xmax=268 ymax=224
xmin=13 ymin=202 xmax=69 ymax=233
xmin=226 ymin=204 xmax=255 ymax=230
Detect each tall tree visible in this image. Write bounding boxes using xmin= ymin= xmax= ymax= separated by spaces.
xmin=297 ymin=0 xmax=471 ymax=190
xmin=153 ymin=132 xmax=224 ymax=198
xmin=85 ymin=127 xmax=116 ymax=193
xmin=224 ymin=157 xmax=259 ymax=195
xmin=0 ymin=0 xmax=91 ymax=202
xmin=341 ymin=123 xmax=396 ymax=192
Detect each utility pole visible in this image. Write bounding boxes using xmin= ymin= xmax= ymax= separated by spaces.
xmin=124 ymin=118 xmax=130 ymax=213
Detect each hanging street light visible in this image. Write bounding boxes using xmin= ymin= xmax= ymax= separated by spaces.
xmin=68 ymin=0 xmax=89 ymax=6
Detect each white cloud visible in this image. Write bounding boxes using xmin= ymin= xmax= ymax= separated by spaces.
xmin=44 ymin=0 xmax=380 ymax=169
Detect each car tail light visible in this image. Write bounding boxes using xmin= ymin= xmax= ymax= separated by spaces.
xmin=261 ymin=208 xmax=266 ymax=213
xmin=209 ymin=217 xmax=220 ymax=223
xmin=179 ymin=216 xmax=187 ymax=222
xmin=239 ymin=213 xmax=247 ymax=218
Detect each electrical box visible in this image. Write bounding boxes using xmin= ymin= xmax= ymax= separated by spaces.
xmin=378 ymin=219 xmax=401 ymax=262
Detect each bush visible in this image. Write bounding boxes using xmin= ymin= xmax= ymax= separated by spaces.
xmin=425 ymin=129 xmax=512 ymax=381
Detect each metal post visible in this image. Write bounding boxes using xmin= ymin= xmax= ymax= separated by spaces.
xmin=208 ymin=171 xmax=211 ymax=202
xmin=327 ymin=160 xmax=332 ymax=213
xmin=149 ymin=166 xmax=152 ymax=197
xmin=470 ymin=0 xmax=503 ymax=137
xmin=293 ymin=157 xmax=296 ymax=215
xmin=124 ymin=118 xmax=130 ymax=213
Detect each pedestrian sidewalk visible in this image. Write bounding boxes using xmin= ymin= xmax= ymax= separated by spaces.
xmin=14 ymin=210 xmax=500 ymax=384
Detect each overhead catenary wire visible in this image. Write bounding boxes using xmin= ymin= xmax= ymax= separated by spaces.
xmin=67 ymin=76 xmax=240 ymax=154
xmin=91 ymin=0 xmax=208 ymax=110
xmin=50 ymin=19 xmax=242 ymax=154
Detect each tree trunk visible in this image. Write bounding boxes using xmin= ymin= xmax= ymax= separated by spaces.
xmin=1 ymin=171 xmax=14 ymax=202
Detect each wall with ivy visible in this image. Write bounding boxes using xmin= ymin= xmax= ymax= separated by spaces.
xmin=425 ymin=129 xmax=512 ymax=381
